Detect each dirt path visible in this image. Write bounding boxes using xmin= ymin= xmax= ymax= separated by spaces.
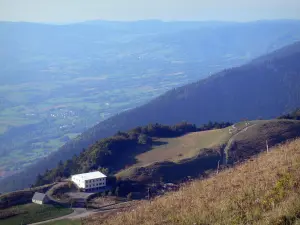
xmin=29 ymin=202 xmax=131 ymax=225
xmin=28 ymin=208 xmax=86 ymax=225
xmin=223 ymin=123 xmax=257 ymax=164
xmin=45 ymin=182 xmax=70 ymax=204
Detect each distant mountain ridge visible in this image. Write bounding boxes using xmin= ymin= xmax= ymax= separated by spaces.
xmin=1 ymin=20 xmax=300 ymax=85
xmin=1 ymin=40 xmax=300 ymax=193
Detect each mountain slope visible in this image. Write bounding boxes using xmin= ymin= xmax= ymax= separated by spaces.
xmin=84 ymin=138 xmax=300 ymax=225
xmin=1 ymin=41 xmax=300 ymax=192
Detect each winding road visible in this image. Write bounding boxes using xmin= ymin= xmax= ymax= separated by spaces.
xmin=29 ymin=201 xmax=131 ymax=225
xmin=29 ymin=181 xmax=131 ymax=225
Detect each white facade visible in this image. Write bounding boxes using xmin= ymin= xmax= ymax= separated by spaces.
xmin=71 ymin=171 xmax=107 ymax=191
xmin=32 ymin=199 xmax=43 ymax=205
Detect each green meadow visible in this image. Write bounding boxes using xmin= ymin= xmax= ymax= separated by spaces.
xmin=0 ymin=203 xmax=73 ymax=225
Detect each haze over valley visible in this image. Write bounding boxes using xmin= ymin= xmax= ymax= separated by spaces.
xmin=2 ymin=1 xmax=300 ymax=224
xmin=1 ymin=20 xmax=300 ymax=179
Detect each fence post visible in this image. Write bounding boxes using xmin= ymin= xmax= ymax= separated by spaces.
xmin=216 ymin=160 xmax=220 ymax=174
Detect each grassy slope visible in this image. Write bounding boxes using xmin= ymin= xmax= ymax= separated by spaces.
xmin=117 ymin=124 xmax=235 ymax=179
xmin=0 ymin=203 xmax=73 ymax=225
xmin=136 ymin=128 xmax=230 ymax=165
xmin=117 ymin=120 xmax=300 ymax=183
xmin=85 ymin=138 xmax=300 ymax=225
xmin=226 ymin=119 xmax=300 ymax=163
xmin=138 ymin=120 xmax=254 ymax=165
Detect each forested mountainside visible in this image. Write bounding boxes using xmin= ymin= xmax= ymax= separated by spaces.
xmin=1 ymin=41 xmax=300 ymax=193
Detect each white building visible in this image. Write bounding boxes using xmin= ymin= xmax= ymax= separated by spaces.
xmin=71 ymin=171 xmax=107 ymax=192
xmin=32 ymin=192 xmax=49 ymax=205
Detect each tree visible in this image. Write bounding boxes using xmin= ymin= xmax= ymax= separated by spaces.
xmin=84 ymin=199 xmax=88 ymax=209
xmin=107 ymin=176 xmax=117 ymax=187
xmin=115 ymin=187 xmax=120 ymax=197
xmin=138 ymin=134 xmax=152 ymax=145
xmin=68 ymin=181 xmax=73 ymax=189
xmin=35 ymin=174 xmax=44 ymax=186
xmin=99 ymin=167 xmax=109 ymax=175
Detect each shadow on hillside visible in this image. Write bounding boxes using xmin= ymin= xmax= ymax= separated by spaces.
xmin=125 ymin=148 xmax=222 ymax=184
xmin=151 ymin=140 xmax=169 ymax=147
xmin=111 ymin=141 xmax=169 ymax=172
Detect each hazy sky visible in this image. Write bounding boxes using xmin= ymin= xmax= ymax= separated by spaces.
xmin=0 ymin=0 xmax=300 ymax=23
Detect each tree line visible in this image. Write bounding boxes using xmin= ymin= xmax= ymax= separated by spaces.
xmin=278 ymin=108 xmax=300 ymax=120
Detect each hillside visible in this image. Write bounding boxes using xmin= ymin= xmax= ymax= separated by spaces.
xmin=33 ymin=122 xmax=230 ymax=187
xmin=84 ymin=138 xmax=300 ymax=225
xmin=116 ymin=120 xmax=300 ymax=183
xmin=32 ymin=119 xmax=300 ymax=190
xmin=1 ymin=40 xmax=300 ymax=192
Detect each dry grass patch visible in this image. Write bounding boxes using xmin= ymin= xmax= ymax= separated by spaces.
xmin=85 ymin=138 xmax=300 ymax=225
xmin=137 ymin=128 xmax=230 ymax=165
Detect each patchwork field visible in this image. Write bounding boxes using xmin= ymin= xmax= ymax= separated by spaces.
xmin=0 ymin=73 xmax=189 ymax=178
xmin=0 ymin=73 xmax=192 ymax=178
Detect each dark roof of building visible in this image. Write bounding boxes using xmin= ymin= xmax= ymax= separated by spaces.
xmin=32 ymin=192 xmax=47 ymax=201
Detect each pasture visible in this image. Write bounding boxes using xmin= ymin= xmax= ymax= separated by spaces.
xmin=0 ymin=203 xmax=73 ymax=225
